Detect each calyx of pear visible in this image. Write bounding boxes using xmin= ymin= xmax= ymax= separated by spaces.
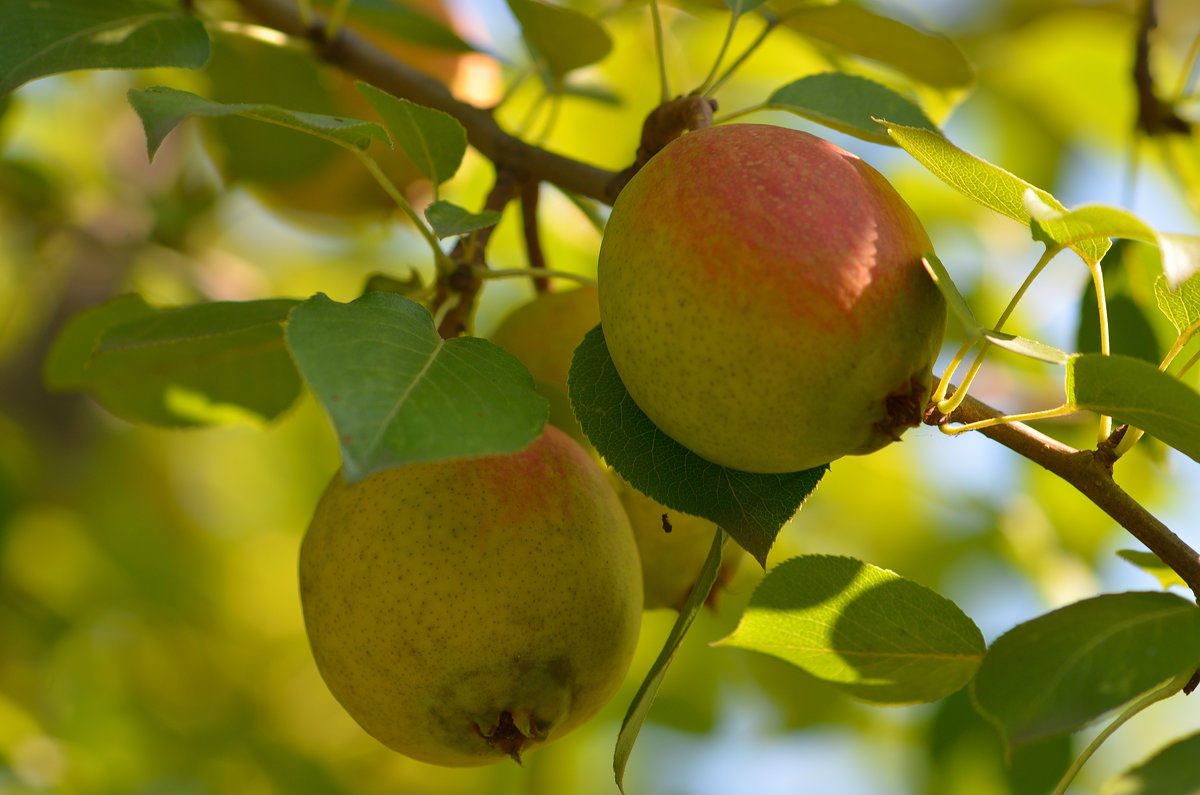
xmin=299 ymin=426 xmax=642 ymax=766
xmin=598 ymin=123 xmax=946 ymax=474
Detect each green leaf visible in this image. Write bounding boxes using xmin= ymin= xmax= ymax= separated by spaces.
xmin=43 ymin=294 xmax=157 ymax=390
xmin=355 ymin=84 xmax=467 ymax=189
xmin=778 ymin=4 xmax=973 ymax=91
xmin=983 ymin=331 xmax=1070 ymax=365
xmin=312 ymin=0 xmax=477 ymax=53
xmin=127 ymin=85 xmax=389 ymax=161
xmin=568 ymin=325 xmax=823 ymax=567
xmin=1076 ymin=292 xmax=1161 ymax=364
xmin=0 ymin=0 xmax=210 ymax=97
xmin=1066 ymin=353 xmax=1200 ymax=463
xmin=506 ymin=0 xmax=613 ymax=81
xmin=1115 ymin=550 xmax=1188 ymax=591
xmin=363 ymin=270 xmax=425 ymax=297
xmin=765 ymin=73 xmax=938 ymax=145
xmin=424 ymin=201 xmax=502 ymax=239
xmin=201 ymin=31 xmax=340 ymax=185
xmin=45 ymin=295 xmax=302 ymax=427
xmin=716 ymin=555 xmax=985 ymax=703
xmin=285 ymin=292 xmax=547 ymax=483
xmin=1102 ymin=731 xmax=1200 ymax=795
xmin=614 ymin=529 xmax=725 ymax=794
xmin=972 ymin=591 xmax=1200 ymax=748
xmin=883 ymin=123 xmax=1108 ymax=266
xmin=922 ymin=254 xmax=981 ymax=337
xmin=1026 ymin=200 xmax=1200 ymax=281
xmin=1155 ymin=273 xmax=1200 ymax=336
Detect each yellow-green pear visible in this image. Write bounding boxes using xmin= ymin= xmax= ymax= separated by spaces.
xmin=613 ymin=474 xmax=743 ymax=611
xmin=490 ymin=286 xmax=600 ymax=447
xmin=599 ymin=123 xmax=946 ymax=474
xmin=299 ymin=425 xmax=643 ymax=766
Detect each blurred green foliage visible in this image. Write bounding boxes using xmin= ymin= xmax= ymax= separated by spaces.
xmin=1 ymin=0 xmax=1199 ymax=793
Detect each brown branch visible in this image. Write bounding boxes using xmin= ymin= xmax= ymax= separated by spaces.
xmin=434 ymin=170 xmax=521 ymax=338
xmin=519 ymin=180 xmax=550 ymax=293
xmin=1134 ymin=0 xmax=1192 ymax=136
xmin=232 ymin=0 xmax=623 ymax=203
xmin=231 ymin=0 xmax=1198 ymax=597
xmin=607 ymin=94 xmax=719 ymax=198
xmin=927 ymin=391 xmax=1200 ymax=598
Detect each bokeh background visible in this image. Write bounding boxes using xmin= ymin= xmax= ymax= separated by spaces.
xmin=2 ymin=0 xmax=1199 ymax=793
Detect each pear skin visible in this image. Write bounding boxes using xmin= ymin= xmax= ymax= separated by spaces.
xmin=299 ymin=426 xmax=643 ymax=766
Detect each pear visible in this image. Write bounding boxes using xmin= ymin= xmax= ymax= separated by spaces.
xmin=613 ymin=474 xmax=743 ymax=611
xmin=299 ymin=425 xmax=642 ymax=766
xmin=494 ymin=287 xmax=741 ymax=610
xmin=599 ymin=123 xmax=946 ymax=474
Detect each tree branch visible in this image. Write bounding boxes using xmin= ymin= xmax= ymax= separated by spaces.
xmin=232 ymin=0 xmax=1199 ymax=597
xmin=927 ymin=391 xmax=1200 ymax=597
xmin=232 ymin=0 xmax=622 ymax=203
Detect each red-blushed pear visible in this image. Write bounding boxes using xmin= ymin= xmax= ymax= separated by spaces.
xmin=598 ymin=123 xmax=946 ymax=474
xmin=298 ymin=425 xmax=642 ymax=766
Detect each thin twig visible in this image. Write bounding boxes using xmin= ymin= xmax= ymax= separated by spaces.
xmin=232 ymin=0 xmax=623 ymax=204
xmin=520 ymin=180 xmax=550 ymax=293
xmin=434 ymin=171 xmax=522 ymax=338
xmin=927 ymin=390 xmax=1200 ymax=597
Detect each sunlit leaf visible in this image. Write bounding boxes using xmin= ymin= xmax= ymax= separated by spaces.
xmin=883 ymin=123 xmax=1108 ymax=265
xmin=0 ymin=0 xmax=209 ymax=96
xmin=286 ymin=292 xmax=547 ymax=483
xmin=983 ymin=331 xmax=1070 ymax=365
xmin=778 ymin=4 xmax=973 ymax=91
xmin=1066 ymin=353 xmax=1200 ymax=463
xmin=46 ymin=295 xmax=302 ymax=427
xmin=127 ymin=85 xmax=389 ymax=161
xmin=1154 ymin=273 xmax=1200 ymax=336
xmin=1116 ymin=550 xmax=1189 ymax=591
xmin=424 ymin=201 xmax=502 ymax=238
xmin=506 ymin=0 xmax=612 ymax=81
xmin=717 ymin=555 xmax=984 ymax=703
xmin=1103 ymin=731 xmax=1200 ymax=795
xmin=614 ymin=529 xmax=725 ymax=794
xmin=765 ymin=73 xmax=938 ymax=145
xmin=972 ymin=591 xmax=1200 ymax=748
xmin=1026 ymin=199 xmax=1200 ymax=281
xmin=568 ymin=325 xmax=823 ymax=567
xmin=356 ymin=83 xmax=466 ymax=189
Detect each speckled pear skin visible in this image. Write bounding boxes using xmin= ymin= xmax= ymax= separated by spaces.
xmin=299 ymin=425 xmax=643 ymax=766
xmin=598 ymin=124 xmax=946 ymax=474
xmin=491 ymin=287 xmax=601 ymax=449
xmin=491 ymin=286 xmax=600 ymax=394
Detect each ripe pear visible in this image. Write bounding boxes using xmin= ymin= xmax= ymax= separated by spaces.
xmin=490 ymin=286 xmax=600 ymax=447
xmin=598 ymin=123 xmax=946 ymax=474
xmin=612 ymin=474 xmax=743 ymax=611
xmin=299 ymin=425 xmax=643 ymax=766
xmin=493 ymin=287 xmax=742 ymax=610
